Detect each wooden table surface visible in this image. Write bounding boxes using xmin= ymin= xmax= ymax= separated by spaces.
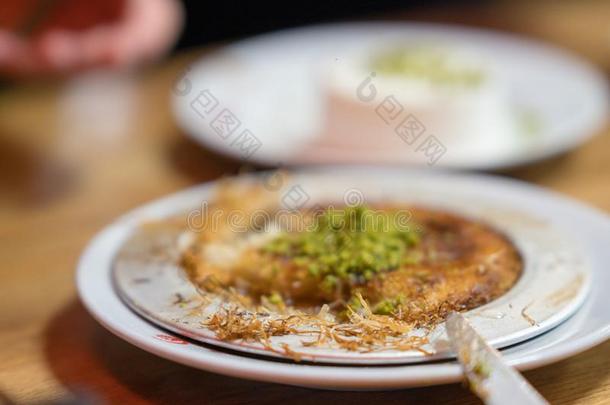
xmin=1 ymin=2 xmax=609 ymax=404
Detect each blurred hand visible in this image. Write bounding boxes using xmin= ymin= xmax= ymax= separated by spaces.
xmin=0 ymin=0 xmax=182 ymax=78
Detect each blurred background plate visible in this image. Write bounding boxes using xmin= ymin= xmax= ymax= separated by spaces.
xmin=172 ymin=22 xmax=609 ymax=170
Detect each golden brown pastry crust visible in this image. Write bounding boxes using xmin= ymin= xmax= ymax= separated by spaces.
xmin=182 ymin=204 xmax=522 ymax=328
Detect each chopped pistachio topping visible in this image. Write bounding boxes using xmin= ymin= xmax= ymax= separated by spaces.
xmin=261 ymin=291 xmax=286 ymax=311
xmin=371 ymin=47 xmax=485 ymax=87
xmin=472 ymin=360 xmax=492 ymax=379
xmin=373 ymin=295 xmax=406 ymax=315
xmin=263 ymin=206 xmax=419 ymax=287
xmin=268 ymin=291 xmax=283 ymax=305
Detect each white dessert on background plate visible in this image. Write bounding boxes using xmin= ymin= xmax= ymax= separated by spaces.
xmin=320 ymin=45 xmax=518 ymax=164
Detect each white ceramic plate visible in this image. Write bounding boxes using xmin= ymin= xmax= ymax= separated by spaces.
xmin=111 ymin=170 xmax=590 ymax=364
xmin=172 ymin=22 xmax=608 ymax=170
xmin=77 ymin=168 xmax=610 ymax=389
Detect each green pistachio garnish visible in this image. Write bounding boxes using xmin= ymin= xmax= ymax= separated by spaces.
xmin=321 ymin=274 xmax=339 ymax=293
xmin=263 ymin=206 xmax=419 ymax=284
xmin=346 ymin=294 xmax=364 ymax=311
xmin=268 ymin=291 xmax=283 ymax=305
xmin=472 ymin=360 xmax=492 ymax=379
xmin=373 ymin=295 xmax=405 ymax=315
xmin=262 ymin=291 xmax=286 ymax=311
xmin=371 ymin=47 xmax=485 ymax=87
